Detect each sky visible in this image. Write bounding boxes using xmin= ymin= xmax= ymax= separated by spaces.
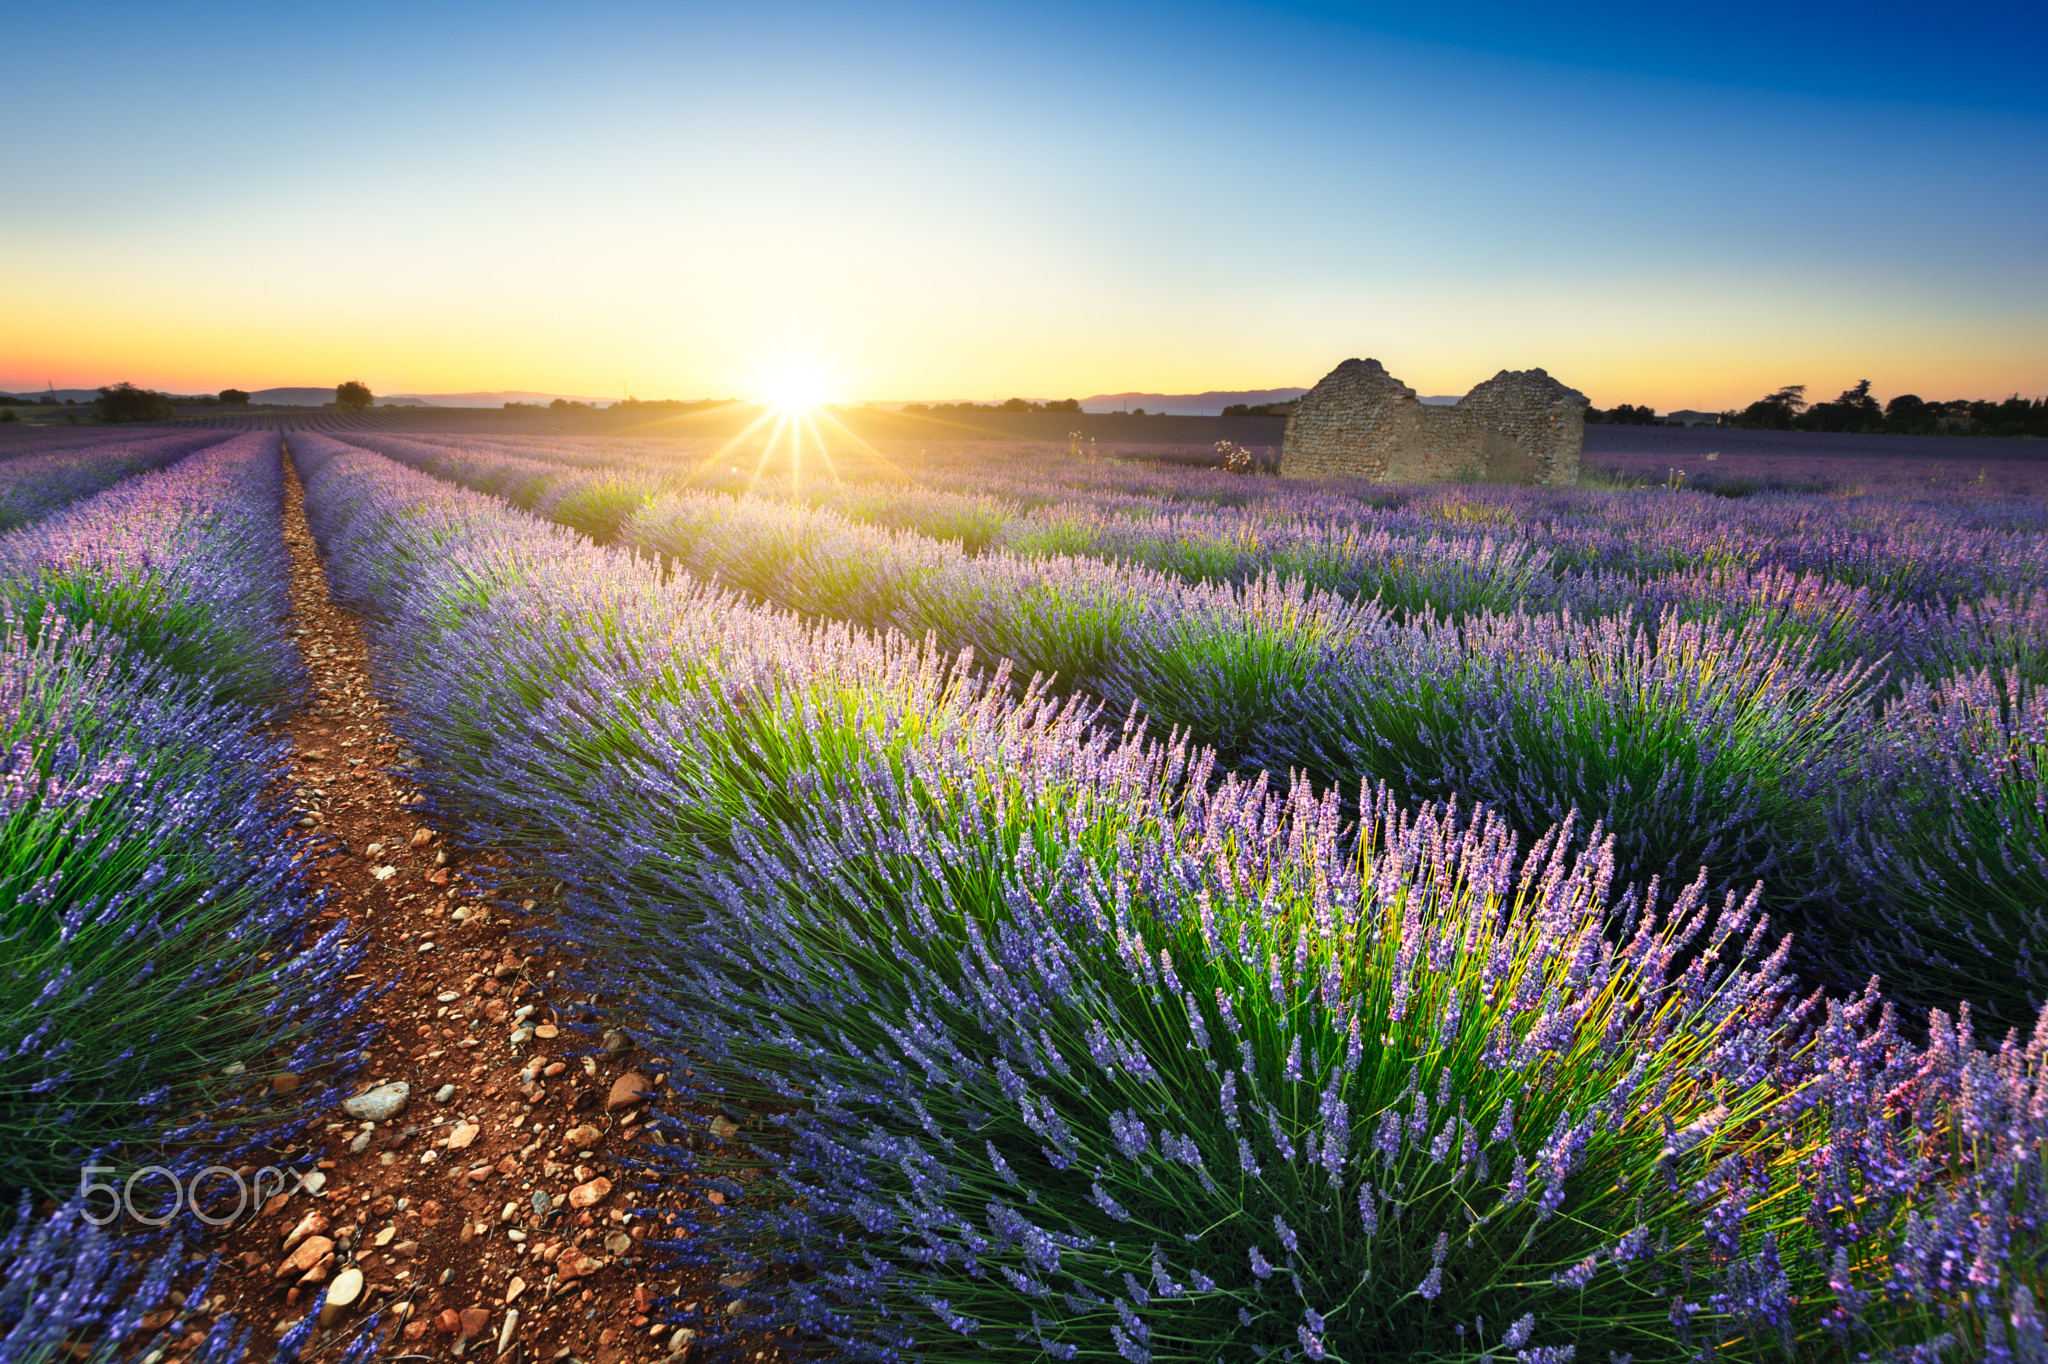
xmin=3 ymin=0 xmax=2044 ymax=411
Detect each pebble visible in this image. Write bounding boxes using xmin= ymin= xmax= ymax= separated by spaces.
xmin=437 ymin=991 xmax=461 ymax=1003
xmin=601 ymin=1029 xmax=630 ymax=1054
xmin=448 ymin=1122 xmax=481 ymax=1150
xmin=567 ymin=1177 xmax=611 ymax=1209
xmin=342 ymin=1082 xmax=409 ymax=1121
xmin=606 ymin=1071 xmax=652 ymax=1112
xmin=319 ymin=1267 xmax=364 ymax=1327
xmin=669 ymin=1328 xmax=697 ymax=1353
xmin=564 ymin=1123 xmax=602 ymax=1150
xmin=282 ymin=1212 xmax=330 ymax=1253
xmin=434 ymin=1084 xmax=457 ymax=1104
xmin=530 ymin=1190 xmax=553 ymax=1217
xmin=510 ymin=1027 xmax=534 ymax=1044
xmin=558 ymin=1251 xmax=605 ymax=1281
xmin=274 ymin=1235 xmax=334 ymax=1279
xmin=419 ymin=942 xmax=436 ymax=954
xmin=371 ymin=866 xmax=396 ymax=881
xmin=348 ymin=1130 xmax=373 ymax=1155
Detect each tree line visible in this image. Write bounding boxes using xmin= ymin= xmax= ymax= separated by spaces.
xmin=899 ymin=398 xmax=1083 ymax=415
xmin=1587 ymin=382 xmax=2048 ymax=438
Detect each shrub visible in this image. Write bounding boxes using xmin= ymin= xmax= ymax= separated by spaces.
xmin=0 ymin=434 xmax=304 ymax=705
xmin=92 ymin=383 xmax=176 ymax=424
xmin=533 ymin=471 xmax=667 ymax=543
xmin=1287 ymin=609 xmax=1877 ymax=918
xmin=0 ymin=615 xmax=363 ymax=1200
xmin=1839 ymin=668 xmax=2048 ymax=1032
xmin=0 ymin=432 xmax=224 ymax=533
xmin=615 ymin=744 xmax=1835 ymax=1359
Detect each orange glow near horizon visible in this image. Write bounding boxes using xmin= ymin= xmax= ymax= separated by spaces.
xmin=3 ymin=271 xmax=2041 ymax=415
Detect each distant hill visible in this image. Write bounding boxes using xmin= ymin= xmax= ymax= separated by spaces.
xmin=249 ymin=387 xmax=342 ymax=406
xmin=384 ymin=390 xmax=615 ymax=408
xmin=2 ymin=385 xmax=619 ymax=408
xmin=1080 ymin=387 xmax=1308 ymax=415
xmin=0 ymin=389 xmax=100 ymax=403
xmin=248 ymin=388 xmax=618 ymax=408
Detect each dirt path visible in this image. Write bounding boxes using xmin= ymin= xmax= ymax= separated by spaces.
xmin=193 ymin=450 xmax=703 ymax=1364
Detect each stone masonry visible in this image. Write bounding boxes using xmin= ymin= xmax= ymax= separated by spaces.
xmin=1280 ymin=358 xmax=1588 ymax=485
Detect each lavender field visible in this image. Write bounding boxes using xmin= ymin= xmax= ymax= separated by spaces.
xmin=303 ymin=430 xmax=2048 ymax=1361
xmin=6 ymin=427 xmax=2048 ymax=1363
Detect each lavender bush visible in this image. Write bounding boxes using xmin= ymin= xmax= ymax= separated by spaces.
xmin=0 ymin=615 xmax=362 ymax=1199
xmin=1284 ymin=608 xmax=1878 ymax=921
xmin=0 ymin=1193 xmax=385 ymax=1364
xmin=1 ymin=435 xmax=374 ymax=1364
xmin=608 ymin=761 xmax=1851 ymax=1362
xmin=1839 ymin=667 xmax=2048 ymax=1033
xmin=0 ymin=433 xmax=305 ymax=703
xmin=0 ymin=430 xmax=229 ymax=532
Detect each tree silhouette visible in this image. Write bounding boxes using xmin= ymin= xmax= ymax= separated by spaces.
xmin=95 ymin=383 xmax=177 ymax=423
xmin=335 ymin=380 xmax=373 ymax=412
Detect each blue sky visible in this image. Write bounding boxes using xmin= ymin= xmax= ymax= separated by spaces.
xmin=4 ymin=0 xmax=2042 ymax=408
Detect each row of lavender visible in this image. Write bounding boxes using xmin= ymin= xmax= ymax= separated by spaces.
xmin=0 ymin=430 xmax=233 ymax=533
xmin=295 ymin=430 xmax=2046 ymax=1362
xmin=0 ymin=434 xmax=372 ymax=1364
xmin=327 ymin=431 xmax=2048 ymax=1034
xmin=334 ymin=431 xmax=2048 ymax=685
xmin=355 ymin=429 xmax=2048 ymax=606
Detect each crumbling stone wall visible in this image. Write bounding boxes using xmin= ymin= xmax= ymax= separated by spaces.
xmin=1280 ymin=358 xmax=1587 ymax=485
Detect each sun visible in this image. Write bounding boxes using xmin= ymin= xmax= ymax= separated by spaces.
xmin=756 ymin=365 xmax=835 ymax=414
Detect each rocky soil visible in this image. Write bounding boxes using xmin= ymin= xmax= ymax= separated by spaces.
xmin=143 ymin=454 xmax=775 ymax=1364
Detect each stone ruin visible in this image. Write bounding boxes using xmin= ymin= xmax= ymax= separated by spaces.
xmin=1280 ymin=358 xmax=1587 ymax=485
